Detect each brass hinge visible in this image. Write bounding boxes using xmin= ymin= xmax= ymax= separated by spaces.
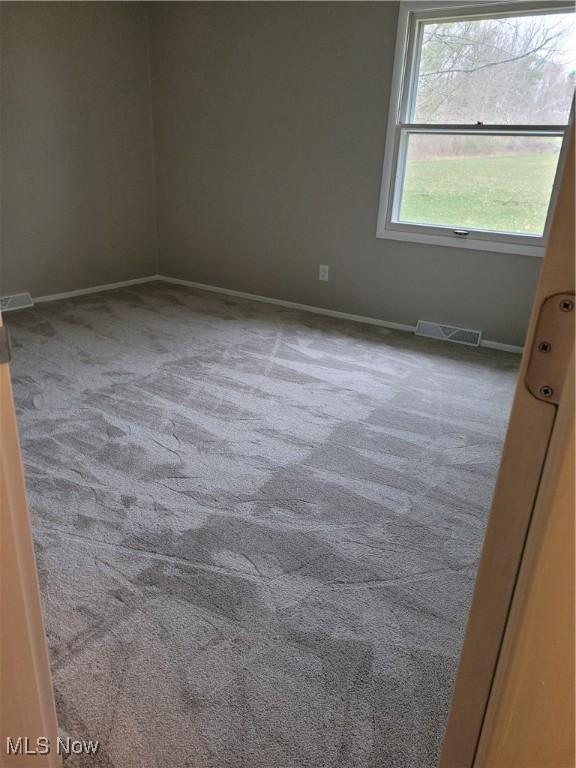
xmin=526 ymin=293 xmax=574 ymax=405
xmin=0 ymin=326 xmax=12 ymax=364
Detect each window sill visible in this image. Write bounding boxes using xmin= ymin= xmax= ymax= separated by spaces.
xmin=376 ymin=226 xmax=545 ymax=258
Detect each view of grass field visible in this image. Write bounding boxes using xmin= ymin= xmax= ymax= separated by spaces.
xmin=399 ymin=152 xmax=560 ymax=235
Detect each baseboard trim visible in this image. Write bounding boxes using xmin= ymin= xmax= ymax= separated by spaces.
xmin=30 ymin=273 xmax=523 ymax=354
xmin=33 ymin=275 xmax=162 ymax=304
xmin=158 ymin=275 xmax=417 ymax=333
xmin=158 ymin=275 xmax=524 ymax=354
xmin=479 ymin=339 xmax=524 ymax=354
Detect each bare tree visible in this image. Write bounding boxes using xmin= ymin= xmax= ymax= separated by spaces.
xmin=414 ymin=14 xmax=575 ymax=128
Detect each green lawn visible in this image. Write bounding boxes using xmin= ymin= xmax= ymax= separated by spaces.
xmin=399 ymin=153 xmax=559 ymax=235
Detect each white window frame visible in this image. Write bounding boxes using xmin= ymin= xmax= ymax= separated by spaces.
xmin=376 ymin=0 xmax=575 ymax=257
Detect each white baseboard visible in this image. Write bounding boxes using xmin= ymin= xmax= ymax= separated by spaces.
xmin=479 ymin=339 xmax=524 ymax=354
xmin=34 ymin=275 xmax=161 ymax=304
xmin=157 ymin=276 xmax=524 ymax=354
xmin=30 ymin=272 xmax=523 ymax=354
xmin=158 ymin=275 xmax=416 ymax=333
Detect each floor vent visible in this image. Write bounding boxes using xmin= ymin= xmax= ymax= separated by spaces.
xmin=0 ymin=292 xmax=34 ymax=312
xmin=415 ymin=320 xmax=482 ymax=347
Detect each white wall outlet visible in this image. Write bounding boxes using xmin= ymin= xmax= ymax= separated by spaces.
xmin=319 ymin=264 xmax=329 ymax=282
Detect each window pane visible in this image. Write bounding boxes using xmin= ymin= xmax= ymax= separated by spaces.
xmin=397 ymin=134 xmax=562 ymax=235
xmin=413 ymin=12 xmax=576 ymax=124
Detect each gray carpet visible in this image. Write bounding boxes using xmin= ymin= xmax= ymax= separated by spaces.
xmin=6 ymin=282 xmax=518 ymax=768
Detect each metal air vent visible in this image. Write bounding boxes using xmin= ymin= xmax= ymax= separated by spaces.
xmin=0 ymin=292 xmax=34 ymax=312
xmin=415 ymin=320 xmax=482 ymax=347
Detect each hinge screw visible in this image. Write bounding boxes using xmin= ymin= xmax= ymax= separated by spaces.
xmin=538 ymin=341 xmax=552 ymax=353
xmin=540 ymin=385 xmax=554 ymax=398
xmin=559 ymin=299 xmax=574 ymax=312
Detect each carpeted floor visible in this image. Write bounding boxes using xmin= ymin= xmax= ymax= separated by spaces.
xmin=7 ymin=282 xmax=518 ymax=768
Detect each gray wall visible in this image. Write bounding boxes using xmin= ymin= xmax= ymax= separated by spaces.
xmin=0 ymin=2 xmax=541 ymax=345
xmin=149 ymin=2 xmax=541 ymax=347
xmin=0 ymin=2 xmax=158 ymax=297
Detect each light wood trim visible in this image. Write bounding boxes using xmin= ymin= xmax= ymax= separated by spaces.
xmin=440 ymin=129 xmax=575 ymax=767
xmin=475 ymin=348 xmax=574 ymax=767
xmin=0 ymin=312 xmax=60 ymax=767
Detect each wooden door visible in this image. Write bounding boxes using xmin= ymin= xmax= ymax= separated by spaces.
xmin=0 ymin=311 xmax=60 ymax=767
xmin=440 ymin=133 xmax=575 ymax=766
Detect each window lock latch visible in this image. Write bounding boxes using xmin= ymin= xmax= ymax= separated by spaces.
xmin=452 ymin=229 xmax=470 ymax=237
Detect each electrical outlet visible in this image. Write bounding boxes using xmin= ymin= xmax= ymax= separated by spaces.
xmin=319 ymin=265 xmax=329 ymax=282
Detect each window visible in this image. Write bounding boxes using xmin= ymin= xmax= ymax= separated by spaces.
xmin=377 ymin=1 xmax=575 ymax=256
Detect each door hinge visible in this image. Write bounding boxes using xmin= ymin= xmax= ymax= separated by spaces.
xmin=526 ymin=293 xmax=574 ymax=405
xmin=0 ymin=326 xmax=12 ymax=364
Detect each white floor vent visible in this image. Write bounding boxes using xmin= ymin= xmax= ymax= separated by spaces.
xmin=415 ymin=320 xmax=482 ymax=347
xmin=0 ymin=292 xmax=34 ymax=312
